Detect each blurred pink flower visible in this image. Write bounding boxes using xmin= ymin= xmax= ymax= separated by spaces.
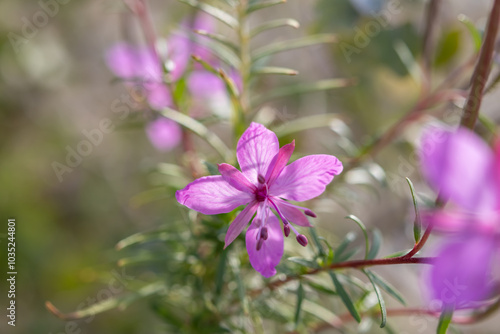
xmin=176 ymin=122 xmax=343 ymax=277
xmin=420 ymin=126 xmax=500 ymax=309
xmin=146 ymin=118 xmax=182 ymax=152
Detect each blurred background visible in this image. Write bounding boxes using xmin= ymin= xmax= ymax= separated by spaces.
xmin=1 ymin=0 xmax=499 ymax=333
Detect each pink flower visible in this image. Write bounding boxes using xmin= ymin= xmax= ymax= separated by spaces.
xmin=419 ymin=126 xmax=500 ymax=309
xmin=176 ymin=123 xmax=343 ymax=277
xmin=146 ymin=118 xmax=182 ymax=152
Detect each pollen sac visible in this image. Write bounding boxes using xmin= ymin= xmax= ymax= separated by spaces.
xmin=256 ymin=238 xmax=264 ymax=251
xmin=296 ymin=234 xmax=308 ymax=247
xmin=283 ymin=223 xmax=290 ymax=237
xmin=257 ymin=174 xmax=266 ymax=184
xmin=260 ymin=227 xmax=268 ymax=240
xmin=304 ymin=209 xmax=317 ymax=218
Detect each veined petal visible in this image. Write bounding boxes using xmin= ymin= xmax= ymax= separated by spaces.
xmin=237 ymin=123 xmax=280 ymax=185
xmin=224 ymin=202 xmax=258 ymax=248
xmin=424 ymin=234 xmax=495 ymax=309
xmin=420 ymin=127 xmax=498 ymax=212
xmin=271 ymin=154 xmax=343 ymax=201
xmin=176 ymin=175 xmax=252 ymax=215
xmin=246 ymin=213 xmax=284 ymax=278
xmin=218 ymin=163 xmax=257 ymax=194
xmin=265 ymin=140 xmax=295 ymax=187
xmin=273 ymin=198 xmax=312 ymax=227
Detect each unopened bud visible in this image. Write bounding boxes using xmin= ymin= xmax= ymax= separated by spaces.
xmin=256 ymin=238 xmax=264 ymax=251
xmin=304 ymin=209 xmax=317 ymax=218
xmin=257 ymin=174 xmax=266 ymax=184
xmin=283 ymin=224 xmax=290 ymax=237
xmin=260 ymin=227 xmax=268 ymax=240
xmin=296 ymin=234 xmax=308 ymax=247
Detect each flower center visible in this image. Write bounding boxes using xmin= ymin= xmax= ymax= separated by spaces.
xmin=255 ymin=187 xmax=267 ymax=202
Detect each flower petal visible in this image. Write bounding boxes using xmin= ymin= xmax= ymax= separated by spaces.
xmin=237 ymin=122 xmax=280 ymax=185
xmin=176 ymin=175 xmax=252 ymax=215
xmin=106 ymin=43 xmax=161 ymax=80
xmin=265 ymin=140 xmax=295 ymax=186
xmin=425 ymin=234 xmax=495 ymax=309
xmin=273 ymin=198 xmax=312 ymax=227
xmin=420 ymin=127 xmax=498 ymax=212
xmin=271 ymin=155 xmax=343 ymax=201
xmin=146 ymin=118 xmax=182 ymax=151
xmin=224 ymin=201 xmax=258 ymax=248
xmin=218 ymin=163 xmax=257 ymax=194
xmin=246 ymin=213 xmax=284 ymax=278
xmin=146 ymin=82 xmax=173 ymax=110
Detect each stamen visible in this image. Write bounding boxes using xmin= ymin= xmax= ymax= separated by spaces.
xmin=296 ymin=234 xmax=308 ymax=247
xmin=304 ymin=209 xmax=317 ymax=218
xmin=260 ymin=226 xmax=268 ymax=240
xmin=256 ymin=238 xmax=264 ymax=251
xmin=283 ymin=223 xmax=290 ymax=237
xmin=257 ymin=174 xmax=266 ymax=184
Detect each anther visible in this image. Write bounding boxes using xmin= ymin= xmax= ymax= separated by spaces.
xmin=257 ymin=174 xmax=266 ymax=184
xmin=283 ymin=223 xmax=290 ymax=237
xmin=260 ymin=227 xmax=268 ymax=240
xmin=304 ymin=210 xmax=317 ymax=218
xmin=256 ymin=238 xmax=264 ymax=251
xmin=296 ymin=234 xmax=308 ymax=247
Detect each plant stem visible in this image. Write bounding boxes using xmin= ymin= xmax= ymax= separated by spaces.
xmin=235 ymin=0 xmax=251 ymax=137
xmin=421 ymin=0 xmax=441 ymax=90
xmin=250 ymin=256 xmax=433 ymax=296
xmin=461 ymin=0 xmax=500 ymax=129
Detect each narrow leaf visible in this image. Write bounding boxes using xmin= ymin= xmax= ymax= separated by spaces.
xmin=345 ymin=215 xmax=369 ymax=259
xmin=254 ymin=78 xmax=354 ymax=106
xmin=364 ymin=270 xmax=387 ymax=328
xmin=288 ymin=257 xmax=320 ymax=269
xmin=334 ymin=231 xmax=356 ymax=262
xmin=457 ymin=14 xmax=482 ymax=52
xmin=272 ymin=113 xmax=346 ymax=138
xmin=252 ymin=66 xmax=298 ymax=76
xmin=367 ymin=271 xmax=406 ymax=305
xmin=294 ymin=282 xmax=305 ymax=328
xmin=193 ymin=37 xmax=241 ymax=68
xmin=306 ymin=281 xmax=337 ymax=295
xmin=247 ymin=0 xmax=286 ymax=14
xmin=194 ymin=29 xmax=239 ymax=52
xmin=437 ymin=308 xmax=454 ymax=334
xmin=250 ymin=18 xmax=300 ymax=38
xmin=158 ymin=107 xmax=232 ymax=161
xmin=178 ymin=0 xmax=238 ymax=29
xmin=406 ymin=177 xmax=421 ymax=243
xmin=367 ymin=229 xmax=382 ymax=260
xmin=116 ymin=230 xmax=172 ymax=250
xmin=252 ymin=34 xmax=337 ymax=61
xmin=309 ymin=227 xmax=326 ymax=257
xmin=329 ymin=271 xmax=361 ymax=323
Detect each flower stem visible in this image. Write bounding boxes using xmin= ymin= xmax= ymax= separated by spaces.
xmin=461 ymin=0 xmax=500 ymax=129
xmin=254 ymin=256 xmax=434 ymax=295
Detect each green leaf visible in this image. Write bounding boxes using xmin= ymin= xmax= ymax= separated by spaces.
xmin=329 ymin=271 xmax=361 ymax=323
xmin=116 ymin=229 xmax=173 ymax=250
xmin=309 ymin=227 xmax=326 ymax=257
xmin=252 ymin=34 xmax=337 ymax=61
xmin=334 ymin=231 xmax=357 ymax=262
xmin=203 ymin=161 xmax=219 ymax=175
xmin=47 ymin=282 xmax=166 ymax=320
xmin=366 ymin=271 xmax=406 ymax=305
xmin=367 ymin=229 xmax=382 ymax=260
xmin=271 ymin=113 xmax=347 ymax=138
xmin=158 ymin=107 xmax=232 ymax=161
xmin=178 ymin=0 xmax=238 ymax=29
xmin=194 ymin=29 xmax=239 ymax=52
xmin=294 ymin=282 xmax=305 ymax=328
xmin=437 ymin=308 xmax=454 ymax=334
xmin=434 ymin=29 xmax=461 ymax=67
xmin=458 ymin=14 xmax=482 ymax=52
xmin=251 ymin=66 xmax=298 ymax=76
xmin=363 ymin=270 xmax=387 ymax=328
xmin=250 ymin=18 xmax=300 ymax=38
xmin=406 ymin=177 xmax=421 ymax=243
xmin=193 ymin=37 xmax=241 ymax=69
xmin=345 ymin=215 xmax=369 ymax=259
xmin=253 ymin=78 xmax=354 ymax=106
xmin=288 ymin=257 xmax=320 ymax=269
xmin=247 ymin=0 xmax=286 ymax=14
xmin=305 ymin=280 xmax=337 ymax=295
